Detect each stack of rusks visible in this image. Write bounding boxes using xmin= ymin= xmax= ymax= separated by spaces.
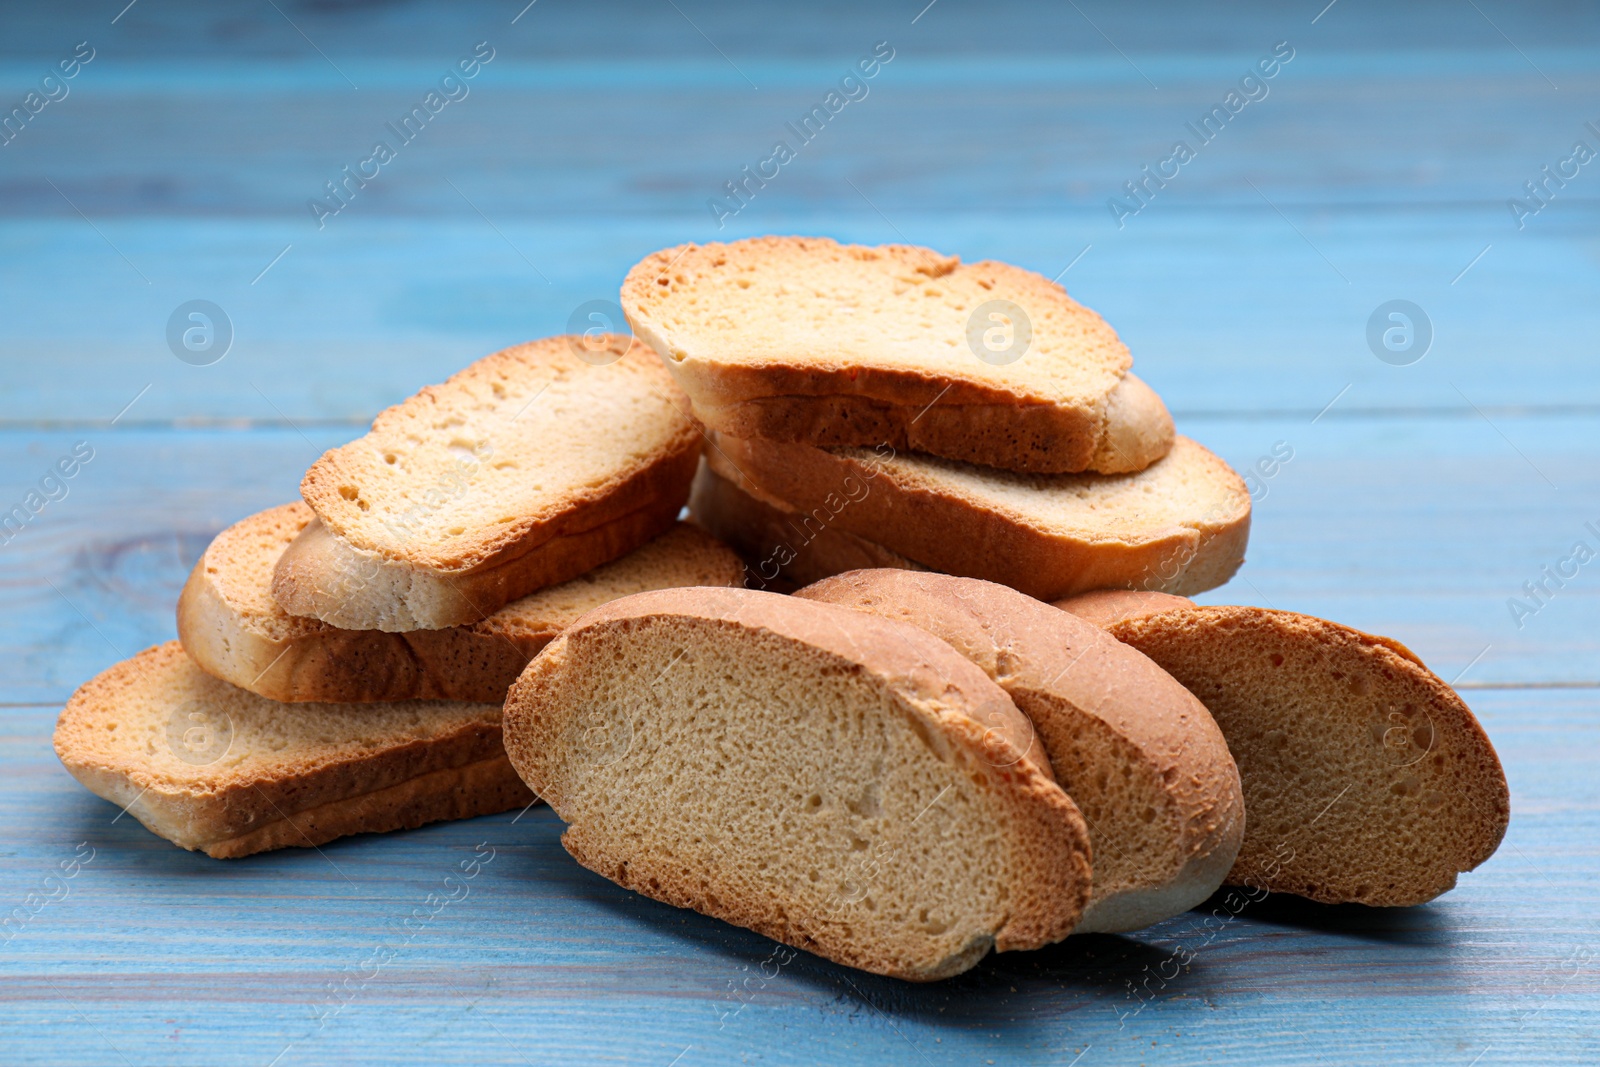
xmin=56 ymin=237 xmax=1509 ymax=981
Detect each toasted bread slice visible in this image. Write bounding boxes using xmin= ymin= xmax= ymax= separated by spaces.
xmin=502 ymin=586 xmax=1091 ymax=980
xmin=53 ymin=643 xmax=533 ymax=858
xmin=687 ymin=457 xmax=926 ymax=592
xmin=797 ymin=570 xmax=1243 ymax=933
xmin=273 ymin=335 xmax=702 ymax=631
xmin=714 ymin=433 xmax=1250 ymax=601
xmin=180 ymin=504 xmax=743 ymax=703
xmin=622 ymin=237 xmax=1173 ymax=474
xmin=1056 ymin=591 xmax=1510 ymax=906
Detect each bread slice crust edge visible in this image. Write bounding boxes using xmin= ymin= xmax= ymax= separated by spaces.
xmin=299 ymin=335 xmax=703 ymax=570
xmin=687 ymin=457 xmax=928 ymax=592
xmin=1055 ymin=595 xmax=1511 ymax=906
xmin=502 ymin=587 xmax=1092 ymax=979
xmin=716 ymin=433 xmax=1251 ymax=601
xmin=181 ymin=505 xmax=743 ymax=702
xmin=271 ymin=474 xmax=694 ymax=631
xmin=796 ymin=569 xmax=1245 ymax=934
xmin=53 ymin=643 xmax=533 ymax=857
xmin=622 ymin=237 xmax=1173 ymax=474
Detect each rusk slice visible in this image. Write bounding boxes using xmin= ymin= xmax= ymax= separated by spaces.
xmin=687 ymin=456 xmax=926 ymax=592
xmin=715 ymin=433 xmax=1250 ymax=601
xmin=180 ymin=503 xmax=744 ymax=703
xmin=53 ymin=643 xmax=533 ymax=859
xmin=274 ymin=335 xmax=702 ymax=631
xmin=502 ymin=586 xmax=1091 ymax=980
xmin=797 ymin=570 xmax=1243 ymax=934
xmin=622 ymin=237 xmax=1174 ymax=474
xmin=1056 ymin=591 xmax=1510 ymax=906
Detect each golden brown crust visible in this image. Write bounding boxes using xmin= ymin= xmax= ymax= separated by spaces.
xmin=300 ymin=335 xmax=701 ymax=569
xmin=683 ymin=377 xmax=1172 ymax=476
xmin=52 ymin=643 xmax=532 ymax=857
xmin=797 ymin=570 xmax=1244 ymax=933
xmin=687 ymin=457 xmax=927 ymax=592
xmin=272 ymin=472 xmax=695 ymax=631
xmin=1055 ymin=589 xmax=1196 ymax=630
xmin=278 ymin=335 xmax=705 ymax=630
xmin=622 ymin=237 xmax=1173 ymax=474
xmin=503 ymin=587 xmax=1092 ymax=979
xmin=179 ymin=506 xmax=743 ymax=702
xmin=714 ymin=434 xmax=1250 ymax=602
xmin=1090 ymin=374 xmax=1178 ymax=473
xmin=1054 ymin=596 xmax=1511 ymax=906
xmin=205 ymin=756 xmax=529 ymax=859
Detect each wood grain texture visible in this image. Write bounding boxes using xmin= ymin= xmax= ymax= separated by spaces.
xmin=1 ymin=1 xmax=1596 ymax=1063
xmin=0 ymin=690 xmax=1594 ymax=1066
xmin=1 ymin=208 xmax=1596 ymax=423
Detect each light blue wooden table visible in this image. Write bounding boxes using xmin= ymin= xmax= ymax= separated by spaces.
xmin=2 ymin=2 xmax=1596 ymax=1063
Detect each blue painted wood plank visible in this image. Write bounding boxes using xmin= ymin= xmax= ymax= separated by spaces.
xmin=0 ymin=209 xmax=1597 ymax=423
xmin=0 ymin=688 xmax=1594 ymax=1066
xmin=1 ymin=412 xmax=1593 ymax=703
xmin=2 ymin=1 xmax=1596 ymax=1064
xmin=6 ymin=52 xmax=1597 ymax=219
xmin=2 ymin=0 xmax=1597 ymax=219
xmin=1 ymin=0 xmax=1593 ymax=66
xmin=2 ymin=4 xmax=1596 ymax=422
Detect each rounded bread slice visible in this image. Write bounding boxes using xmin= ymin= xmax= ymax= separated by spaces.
xmin=502 ymin=586 xmax=1091 ymax=980
xmin=622 ymin=236 xmax=1174 ymax=474
xmin=53 ymin=643 xmax=532 ymax=859
xmin=180 ymin=503 xmax=744 ymax=703
xmin=274 ymin=335 xmax=702 ymax=630
xmin=796 ymin=569 xmax=1243 ymax=933
xmin=1056 ymin=591 xmax=1511 ymax=906
xmin=715 ymin=432 xmax=1251 ymax=601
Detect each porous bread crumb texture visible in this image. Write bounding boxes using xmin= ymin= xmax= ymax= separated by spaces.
xmin=300 ymin=335 xmax=702 ymax=571
xmin=795 ymin=570 xmax=1243 ymax=934
xmin=52 ymin=642 xmax=530 ymax=856
xmin=502 ymin=587 xmax=1091 ymax=980
xmin=717 ymin=433 xmax=1251 ymax=601
xmin=1098 ymin=605 xmax=1510 ymax=906
xmin=180 ymin=503 xmax=745 ymax=702
xmin=197 ymin=501 xmax=322 ymax=642
xmin=687 ymin=457 xmax=928 ymax=592
xmin=621 ymin=237 xmax=1173 ymax=474
xmin=625 ymin=237 xmax=1128 ymax=399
